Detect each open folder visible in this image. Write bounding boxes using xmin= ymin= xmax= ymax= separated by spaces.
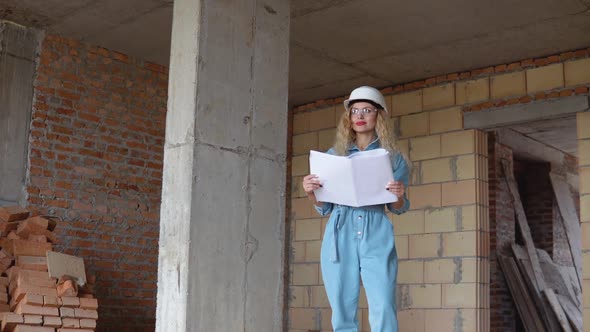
xmin=309 ymin=148 xmax=398 ymax=207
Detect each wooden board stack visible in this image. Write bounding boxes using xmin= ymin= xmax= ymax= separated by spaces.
xmin=499 ymin=164 xmax=583 ymax=332
xmin=0 ymin=206 xmax=98 ymax=332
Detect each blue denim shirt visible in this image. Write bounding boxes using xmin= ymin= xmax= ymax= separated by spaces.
xmin=314 ymin=137 xmax=411 ymax=216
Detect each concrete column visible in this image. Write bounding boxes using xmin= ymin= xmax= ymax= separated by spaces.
xmin=156 ymin=0 xmax=289 ymax=331
xmin=0 ymin=21 xmax=40 ymax=206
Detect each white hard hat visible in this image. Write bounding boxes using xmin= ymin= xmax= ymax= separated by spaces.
xmin=343 ymin=86 xmax=388 ymax=113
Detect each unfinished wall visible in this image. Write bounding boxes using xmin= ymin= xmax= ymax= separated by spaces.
xmin=26 ymin=34 xmax=167 ymax=331
xmin=289 ymin=78 xmax=489 ymax=332
xmin=288 ymin=49 xmax=590 ymax=331
xmin=518 ymin=161 xmax=554 ymax=256
xmin=488 ymin=137 xmax=517 ymax=332
xmin=487 ymin=140 xmax=578 ymax=332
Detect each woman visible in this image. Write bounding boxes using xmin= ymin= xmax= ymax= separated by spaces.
xmin=302 ymin=86 xmax=410 ymax=332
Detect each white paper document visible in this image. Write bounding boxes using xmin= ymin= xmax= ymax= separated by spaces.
xmin=309 ymin=148 xmax=398 ymax=207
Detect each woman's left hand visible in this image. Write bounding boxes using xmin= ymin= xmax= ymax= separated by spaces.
xmin=386 ymin=180 xmax=405 ymax=198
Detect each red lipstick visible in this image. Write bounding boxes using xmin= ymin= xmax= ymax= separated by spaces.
xmin=355 ymin=121 xmax=366 ymax=126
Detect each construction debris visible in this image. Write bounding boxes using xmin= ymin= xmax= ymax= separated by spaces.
xmin=499 ymin=162 xmax=582 ymax=332
xmin=0 ymin=206 xmax=98 ymax=332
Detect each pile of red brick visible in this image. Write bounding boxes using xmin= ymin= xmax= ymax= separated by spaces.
xmin=0 ymin=206 xmax=98 ymax=332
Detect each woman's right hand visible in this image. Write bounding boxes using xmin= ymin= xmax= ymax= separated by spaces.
xmin=302 ymin=174 xmax=322 ymax=195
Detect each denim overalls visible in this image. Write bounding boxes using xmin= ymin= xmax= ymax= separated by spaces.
xmin=314 ymin=139 xmax=411 ymax=332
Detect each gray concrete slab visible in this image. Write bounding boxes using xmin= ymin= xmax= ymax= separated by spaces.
xmin=289 ymin=43 xmax=365 ymax=92
xmin=464 ymin=96 xmax=589 ymax=130
xmin=511 ymin=117 xmax=579 ymax=156
xmin=0 ymin=21 xmax=40 ymax=204
xmin=291 ymin=0 xmax=586 ymax=63
xmin=0 ymin=0 xmax=94 ymax=27
xmin=0 ymin=20 xmax=39 ymax=59
xmin=289 ymin=74 xmax=391 ymax=107
xmin=470 ymin=97 xmax=586 ymax=159
xmin=355 ymin=13 xmax=590 ymax=85
xmin=49 ymin=0 xmax=168 ymax=36
xmin=494 ymin=128 xmax=565 ymax=166
xmin=3 ymin=0 xmax=590 ymax=106
xmin=156 ymin=0 xmax=289 ymax=331
xmin=89 ymin=5 xmax=173 ymax=62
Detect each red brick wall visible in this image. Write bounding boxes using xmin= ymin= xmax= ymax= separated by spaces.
xmin=517 ymin=161 xmax=554 ymax=256
xmin=26 ymin=34 xmax=168 ymax=331
xmin=488 ymin=135 xmax=518 ymax=332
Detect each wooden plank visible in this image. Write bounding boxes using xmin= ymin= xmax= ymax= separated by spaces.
xmin=512 ymin=245 xmax=540 ymax=297
xmin=557 ymin=293 xmax=583 ymax=332
xmin=498 ymin=255 xmax=547 ymax=332
xmin=544 ymin=288 xmax=573 ymax=332
xmin=46 ymin=251 xmax=86 ymax=286
xmin=512 ymin=245 xmax=562 ymax=332
xmin=498 ymin=256 xmax=537 ymax=331
xmin=536 ymin=249 xmax=579 ymax=308
xmin=549 ymin=173 xmax=583 ymax=289
xmin=559 ymin=266 xmax=583 ymax=309
xmin=501 ymin=160 xmax=546 ymax=291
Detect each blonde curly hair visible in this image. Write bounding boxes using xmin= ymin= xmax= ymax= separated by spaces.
xmin=333 ymin=107 xmax=402 ymax=159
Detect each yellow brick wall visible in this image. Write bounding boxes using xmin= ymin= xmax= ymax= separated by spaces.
xmin=288 ymin=53 xmax=590 ymax=332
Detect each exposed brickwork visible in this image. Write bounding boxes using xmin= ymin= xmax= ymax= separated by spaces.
xmin=487 ymin=137 xmax=580 ymax=332
xmin=488 ymin=135 xmax=517 ymax=332
xmin=26 ymin=34 xmax=167 ymax=331
xmin=517 ymin=161 xmax=554 ymax=256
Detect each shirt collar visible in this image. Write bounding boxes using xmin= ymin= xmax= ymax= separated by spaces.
xmin=348 ymin=136 xmax=381 ymax=152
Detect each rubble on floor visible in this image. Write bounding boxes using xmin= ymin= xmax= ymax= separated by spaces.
xmin=0 ymin=206 xmax=98 ymax=332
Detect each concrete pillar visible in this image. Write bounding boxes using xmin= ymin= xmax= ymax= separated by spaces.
xmin=0 ymin=21 xmax=40 ymax=206
xmin=156 ymin=0 xmax=289 ymax=331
